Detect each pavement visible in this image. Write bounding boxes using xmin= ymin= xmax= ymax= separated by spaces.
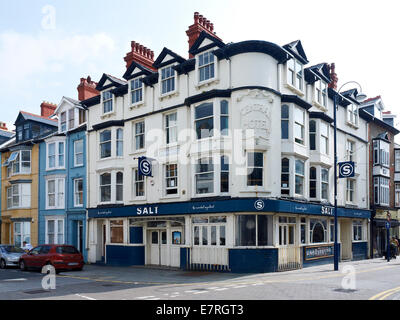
xmin=1 ymin=257 xmax=400 ymax=301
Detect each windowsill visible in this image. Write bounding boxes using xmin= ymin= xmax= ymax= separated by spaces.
xmin=312 ymin=100 xmax=328 ymax=111
xmin=159 ymin=91 xmax=179 ymax=101
xmin=74 ymin=205 xmax=84 ymax=208
xmin=239 ymin=188 xmax=270 ymax=194
xmin=129 ymin=149 xmax=146 ymax=156
xmin=45 ymin=207 xmax=65 ymax=210
xmin=129 ymin=197 xmax=146 ymax=202
xmin=74 ymin=164 xmax=84 ymax=168
xmin=284 ymin=83 xmax=305 ymax=97
xmin=46 ymin=167 xmax=66 ymax=171
xmin=159 ymin=195 xmax=180 ymax=200
xmin=101 ymin=111 xmax=116 ymax=119
xmin=346 ymin=121 xmax=359 ymax=129
xmin=130 ymin=101 xmax=145 ymax=109
xmin=196 ymin=78 xmax=219 ymax=89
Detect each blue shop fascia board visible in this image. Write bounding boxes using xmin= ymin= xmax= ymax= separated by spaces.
xmin=88 ymin=198 xmax=371 ymax=219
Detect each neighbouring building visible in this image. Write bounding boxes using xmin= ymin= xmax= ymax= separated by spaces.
xmin=360 ymin=97 xmax=400 ymax=257
xmin=80 ymin=12 xmax=371 ymax=272
xmin=0 ymin=104 xmax=58 ymax=246
xmin=38 ymin=96 xmax=90 ymax=261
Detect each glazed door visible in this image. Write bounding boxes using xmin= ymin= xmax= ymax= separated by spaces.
xmin=149 ymin=230 xmax=160 ymax=265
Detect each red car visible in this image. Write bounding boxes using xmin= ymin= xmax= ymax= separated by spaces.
xmin=19 ymin=245 xmax=84 ymax=272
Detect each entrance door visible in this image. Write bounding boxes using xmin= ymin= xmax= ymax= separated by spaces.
xmin=148 ymin=230 xmax=168 ymax=266
xmin=77 ymin=221 xmax=83 ymax=253
xmin=279 ymin=224 xmax=295 ymax=246
xmin=340 ymin=220 xmax=352 ymax=260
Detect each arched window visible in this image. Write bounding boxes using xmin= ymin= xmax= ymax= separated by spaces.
xmin=309 ymin=120 xmax=316 ymax=150
xmin=281 ymin=105 xmax=289 ymax=139
xmin=310 ymin=219 xmax=327 ymax=243
xmin=309 ymin=167 xmax=317 ymax=198
xmin=281 ymin=158 xmax=290 ymax=195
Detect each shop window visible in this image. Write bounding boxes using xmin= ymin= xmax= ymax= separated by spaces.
xmin=300 ymin=218 xmax=307 ymax=244
xmin=236 ymin=215 xmax=272 ymax=246
xmin=310 ymin=219 xmax=327 ymax=243
xmin=172 ymin=231 xmax=182 ymax=245
xmin=110 ymin=220 xmax=124 ymax=244
xmin=353 ymin=221 xmax=363 ymax=241
xmin=14 ymin=222 xmax=31 ymax=247
xmin=192 ymin=216 xmax=227 ymax=247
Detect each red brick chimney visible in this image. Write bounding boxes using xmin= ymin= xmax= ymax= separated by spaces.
xmin=186 ymin=12 xmax=222 ymax=58
xmin=124 ymin=41 xmax=156 ymax=71
xmin=40 ymin=101 xmax=57 ymax=118
xmin=328 ymin=63 xmax=338 ymax=90
xmin=0 ymin=122 xmax=8 ymax=131
xmin=77 ymin=76 xmax=99 ymax=101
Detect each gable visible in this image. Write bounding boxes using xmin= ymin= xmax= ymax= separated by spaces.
xmin=189 ymin=31 xmax=225 ymax=56
xmin=96 ymin=73 xmax=126 ymax=91
xmin=283 ymin=40 xmax=308 ymax=64
xmin=153 ymin=47 xmax=186 ymax=69
xmin=122 ymin=61 xmax=154 ymax=81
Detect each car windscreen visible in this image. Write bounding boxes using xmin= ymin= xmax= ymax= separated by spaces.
xmin=2 ymin=246 xmax=25 ymax=253
xmin=56 ymin=246 xmax=79 ymax=254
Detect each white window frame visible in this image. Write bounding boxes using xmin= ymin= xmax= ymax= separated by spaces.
xmin=102 ymin=90 xmax=113 ymax=114
xmin=160 ymin=66 xmax=176 ymax=96
xmin=395 ymin=183 xmax=400 ymax=207
xmin=116 ymin=171 xmax=124 ymax=202
xmin=74 ymin=178 xmax=84 ymax=207
xmin=320 ymin=122 xmax=329 ymax=155
xmin=347 ymin=140 xmax=355 ymax=162
xmin=192 ymin=216 xmax=227 ymax=247
xmin=347 ymin=104 xmax=359 ymax=127
xmin=164 ymin=112 xmax=177 ymax=145
xmin=134 ymin=121 xmax=145 ymax=151
xmin=99 ymin=172 xmax=112 ymax=204
xmin=116 ymin=128 xmax=123 ymax=157
xmin=7 ymin=183 xmax=31 ymax=209
xmin=321 ymin=168 xmax=329 ymax=201
xmin=395 ymin=150 xmax=400 ymax=172
xmin=314 ymin=79 xmax=328 ymax=108
xmin=14 ymin=222 xmax=31 ymax=247
xmin=352 ymin=220 xmax=364 ymax=242
xmin=247 ymin=152 xmax=264 ymax=187
xmin=6 ymin=150 xmax=31 ymax=175
xmin=295 ymin=159 xmax=305 ymax=196
xmin=133 ymin=168 xmax=145 ymax=199
xmin=45 ymin=217 xmax=65 ymax=245
xmin=197 ymin=50 xmax=217 ymax=85
xmin=74 ymin=139 xmax=84 ymax=167
xmin=46 ymin=177 xmax=65 ymax=210
xmin=130 ymin=78 xmax=144 ymax=106
xmin=286 ymin=58 xmax=304 ymax=92
xmin=294 ymin=107 xmax=305 ymax=145
xmin=346 ymin=178 xmax=355 ymax=204
xmin=99 ymin=129 xmax=112 ymax=159
xmin=46 ymin=140 xmax=65 ymax=170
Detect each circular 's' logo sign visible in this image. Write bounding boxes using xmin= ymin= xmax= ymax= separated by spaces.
xmin=139 ymin=158 xmax=151 ymax=175
xmin=254 ymin=199 xmax=265 ymax=211
xmin=339 ymin=162 xmax=354 ymax=178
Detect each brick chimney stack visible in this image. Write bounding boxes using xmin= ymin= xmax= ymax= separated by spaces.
xmin=40 ymin=101 xmax=57 ymax=118
xmin=328 ymin=63 xmax=338 ymax=90
xmin=77 ymin=76 xmax=99 ymax=101
xmin=186 ymin=12 xmax=222 ymax=58
xmin=0 ymin=122 xmax=8 ymax=131
xmin=124 ymin=41 xmax=156 ymax=71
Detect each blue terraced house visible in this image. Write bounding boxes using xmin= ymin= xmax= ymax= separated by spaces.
xmin=38 ymin=97 xmax=88 ymax=261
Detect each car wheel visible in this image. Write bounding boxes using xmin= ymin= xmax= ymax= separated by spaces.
xmin=19 ymin=260 xmax=27 ymax=271
xmin=0 ymin=259 xmax=6 ymax=269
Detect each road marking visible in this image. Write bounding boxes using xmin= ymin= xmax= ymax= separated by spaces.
xmin=215 ymin=288 xmax=228 ymax=291
xmin=369 ymin=286 xmax=400 ymax=300
xmin=184 ymin=290 xmax=197 ymax=293
xmin=232 ymin=285 xmax=247 ymax=289
xmin=75 ymin=294 xmax=96 ymax=300
xmin=3 ymin=278 xmax=27 ymax=281
xmin=147 ymin=298 xmax=161 ymax=300
xmin=136 ymin=296 xmax=155 ymax=299
xmin=193 ymin=291 xmax=208 ymax=294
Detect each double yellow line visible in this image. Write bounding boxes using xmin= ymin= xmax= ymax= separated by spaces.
xmin=369 ymin=286 xmax=400 ymax=300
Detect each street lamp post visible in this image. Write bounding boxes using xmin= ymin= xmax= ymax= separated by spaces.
xmin=333 ymin=81 xmax=366 ymax=271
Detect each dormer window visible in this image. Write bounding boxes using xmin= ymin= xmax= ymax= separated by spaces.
xmin=347 ymin=104 xmax=358 ymax=127
xmin=102 ymin=90 xmax=113 ymax=114
xmin=68 ymin=109 xmax=75 ymax=130
xmin=315 ymin=79 xmax=328 ymax=108
xmin=287 ymin=58 xmax=303 ymax=91
xmin=131 ymin=78 xmax=143 ymax=104
xmin=78 ymin=109 xmax=86 ymax=125
xmin=198 ymin=51 xmax=215 ymax=82
xmin=161 ymin=66 xmax=175 ymax=95
xmin=60 ymin=112 xmax=67 ymax=132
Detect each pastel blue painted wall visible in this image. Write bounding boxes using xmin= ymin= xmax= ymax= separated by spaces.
xmin=38 ymin=129 xmax=87 ymax=261
xmin=229 ymin=248 xmax=278 ymax=273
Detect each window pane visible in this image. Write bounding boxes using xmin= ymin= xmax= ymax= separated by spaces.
xmin=236 ymin=215 xmax=256 ymax=246
xmin=258 ymin=215 xmax=271 ymax=246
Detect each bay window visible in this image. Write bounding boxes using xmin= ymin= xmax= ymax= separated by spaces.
xmin=374 ymin=176 xmax=389 ymax=206
xmin=309 ymin=167 xmax=317 ymax=198
xmin=309 ymin=120 xmax=316 ymax=150
xmin=295 ymin=159 xmax=305 ymax=195
xmin=110 ymin=220 xmax=124 ymax=244
xmin=294 ymin=107 xmax=305 ymax=144
xmin=116 ymin=128 xmax=123 ymax=157
xmin=100 ymin=173 xmax=111 ymax=203
xmin=100 ymin=130 xmax=111 ymax=159
xmin=195 ymin=157 xmax=214 ymax=194
xmin=195 ymin=102 xmax=213 ymax=139
xmin=247 ymin=152 xmax=263 ymax=187
xmin=220 ymin=156 xmax=229 ymax=193
xmin=321 ymin=168 xmax=329 ymax=201
xmin=320 ymin=122 xmax=329 ymax=154
xmin=116 ymin=172 xmax=123 ymax=202
xmin=6 ymin=150 xmax=31 ymax=175
xmin=220 ymin=100 xmax=229 ymax=136
xmin=395 ymin=183 xmax=400 ymax=207
xmin=281 ymin=158 xmax=290 ymax=195
xmin=7 ymin=183 xmax=31 ymax=209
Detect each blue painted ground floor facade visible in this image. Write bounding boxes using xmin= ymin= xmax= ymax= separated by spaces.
xmin=38 ymin=210 xmax=87 ymax=262
xmin=87 ymin=198 xmax=370 ymax=273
